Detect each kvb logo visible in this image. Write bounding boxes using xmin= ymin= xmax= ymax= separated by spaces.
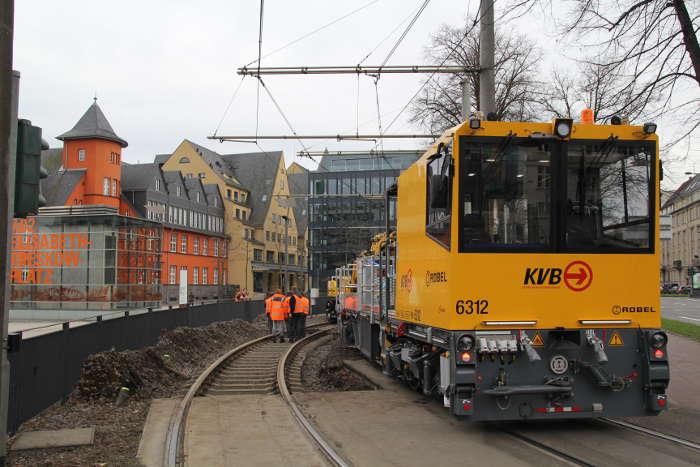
xmin=523 ymin=260 xmax=593 ymax=292
xmin=562 ymin=261 xmax=593 ymax=292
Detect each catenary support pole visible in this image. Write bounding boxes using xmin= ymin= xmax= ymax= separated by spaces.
xmin=461 ymin=79 xmax=470 ymax=122
xmin=478 ymin=0 xmax=496 ymax=116
xmin=0 ymin=1 xmax=15 ymax=463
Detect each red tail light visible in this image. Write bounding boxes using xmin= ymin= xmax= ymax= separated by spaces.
xmin=654 ymin=349 xmax=664 ymax=359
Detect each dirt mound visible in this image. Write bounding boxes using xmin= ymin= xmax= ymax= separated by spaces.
xmin=75 ymin=319 xmax=266 ymax=400
xmin=302 ymin=337 xmax=375 ymax=392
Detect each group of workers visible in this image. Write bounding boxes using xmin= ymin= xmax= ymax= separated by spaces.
xmin=264 ymin=288 xmax=311 ymax=343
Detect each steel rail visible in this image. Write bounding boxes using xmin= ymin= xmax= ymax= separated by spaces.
xmin=163 ymin=321 xmax=329 ymax=466
xmin=504 ymin=429 xmax=593 ymax=467
xmin=277 ymin=327 xmax=350 ymax=467
xmin=599 ymin=418 xmax=700 ymax=452
xmin=162 ymin=334 xmax=270 ymax=466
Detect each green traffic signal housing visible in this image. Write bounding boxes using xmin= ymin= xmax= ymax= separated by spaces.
xmin=14 ymin=119 xmax=49 ymax=218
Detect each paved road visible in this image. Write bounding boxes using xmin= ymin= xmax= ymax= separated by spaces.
xmin=662 ymin=297 xmax=700 ymax=324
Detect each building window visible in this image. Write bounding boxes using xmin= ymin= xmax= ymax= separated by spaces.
xmin=214 ymin=239 xmax=219 ymax=257
xmin=202 ymin=268 xmax=207 ymax=285
xmin=234 ymin=191 xmax=239 ymax=201
xmin=179 ymin=156 xmax=190 ymax=163
xmin=266 ymin=230 xmax=270 ymax=241
xmin=254 ymin=249 xmax=263 ymax=261
xmin=235 ymin=208 xmax=240 ymax=219
xmin=226 ymin=189 xmax=232 ymax=199
xmin=193 ymin=267 xmax=199 ymax=285
xmin=170 ymin=233 xmax=177 ymax=252
xmin=202 ymin=239 xmax=208 ymax=256
xmin=278 ymin=252 xmax=285 ymax=264
xmin=111 ymin=178 xmax=117 ymax=196
xmin=196 ymin=192 xmax=201 ymax=202
xmin=213 ymin=268 xmax=219 ymax=285
xmin=176 ymin=186 xmax=181 ymax=197
xmin=169 ymin=265 xmax=177 ymax=284
xmin=193 ymin=237 xmax=200 ymax=255
xmin=222 ymin=269 xmax=226 ymax=285
xmin=242 ymin=211 xmax=247 ymax=221
xmin=213 ymin=197 xmax=218 ymax=207
xmin=78 ymin=149 xmax=86 ymax=161
xmin=181 ymin=266 xmax=187 ymax=283
xmin=155 ymin=179 xmax=161 ymax=191
xmin=199 ymin=172 xmax=206 ymax=179
xmin=267 ymin=250 xmax=274 ymax=263
xmin=181 ymin=234 xmax=187 ymax=253
xmin=102 ymin=177 xmax=109 ymax=195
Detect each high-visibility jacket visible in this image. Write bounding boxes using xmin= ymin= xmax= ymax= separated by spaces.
xmin=344 ymin=295 xmax=357 ymax=311
xmin=269 ymin=293 xmax=289 ymax=321
xmin=264 ymin=297 xmax=272 ymax=315
xmin=296 ymin=296 xmax=310 ymax=315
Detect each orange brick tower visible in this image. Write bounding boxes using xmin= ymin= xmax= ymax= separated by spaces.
xmin=57 ymin=99 xmax=127 ymax=208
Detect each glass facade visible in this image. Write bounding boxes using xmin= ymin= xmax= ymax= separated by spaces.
xmin=309 ymin=152 xmax=421 ymax=291
xmin=10 ymin=213 xmax=162 ymax=310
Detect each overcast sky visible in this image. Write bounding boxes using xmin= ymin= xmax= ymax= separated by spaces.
xmin=13 ymin=0 xmax=698 ymax=188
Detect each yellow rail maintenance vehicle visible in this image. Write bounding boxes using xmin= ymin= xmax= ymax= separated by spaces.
xmin=339 ymin=112 xmax=669 ymax=421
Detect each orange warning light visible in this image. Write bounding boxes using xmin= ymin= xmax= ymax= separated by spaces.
xmin=581 ymin=108 xmax=594 ymax=124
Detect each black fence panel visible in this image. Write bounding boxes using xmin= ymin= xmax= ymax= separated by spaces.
xmin=7 ymin=300 xmax=264 ymax=434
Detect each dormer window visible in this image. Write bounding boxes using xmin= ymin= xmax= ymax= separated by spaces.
xmin=214 ymin=197 xmax=218 ymax=207
xmin=179 ymin=156 xmax=190 ymax=163
xmin=155 ymin=179 xmax=161 ymax=191
xmin=196 ymin=192 xmax=201 ymax=202
xmin=176 ymin=186 xmax=181 ymax=197
xmin=78 ymin=149 xmax=86 ymax=161
xmin=262 ymin=194 xmax=267 ymax=202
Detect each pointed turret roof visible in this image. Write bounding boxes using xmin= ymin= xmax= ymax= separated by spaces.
xmin=57 ymin=100 xmax=128 ymax=147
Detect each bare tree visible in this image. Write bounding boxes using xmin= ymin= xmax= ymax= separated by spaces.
xmin=410 ymin=24 xmax=542 ymax=133
xmin=511 ymin=0 xmax=700 ymax=145
xmin=541 ymin=60 xmax=652 ymax=121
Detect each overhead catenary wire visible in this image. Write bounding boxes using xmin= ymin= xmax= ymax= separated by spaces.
xmin=243 ymin=0 xmax=380 ymax=68
xmin=378 ymin=0 xmax=432 ymax=71
xmin=255 ymin=0 xmax=265 ymax=140
xmin=213 ymin=75 xmax=246 ymax=137
xmin=378 ymin=0 xmax=490 ymax=140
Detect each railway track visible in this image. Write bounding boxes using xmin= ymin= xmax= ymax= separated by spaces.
xmin=505 ymin=416 xmax=700 ymax=467
xmin=163 ymin=322 xmax=349 ymax=467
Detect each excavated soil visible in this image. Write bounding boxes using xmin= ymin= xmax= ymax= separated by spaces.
xmin=7 ymin=319 xmax=266 ymax=466
xmin=302 ymin=336 xmax=376 ymax=392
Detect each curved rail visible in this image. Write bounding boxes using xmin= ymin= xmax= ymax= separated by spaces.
xmin=277 ymin=327 xmax=350 ymax=467
xmin=163 ymin=334 xmax=270 ymax=467
xmin=599 ymin=418 xmax=700 ymax=452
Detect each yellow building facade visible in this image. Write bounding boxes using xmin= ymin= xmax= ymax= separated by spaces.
xmin=160 ymin=141 xmax=306 ymax=297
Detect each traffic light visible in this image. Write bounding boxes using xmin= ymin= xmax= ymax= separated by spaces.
xmin=14 ymin=119 xmax=48 ymax=218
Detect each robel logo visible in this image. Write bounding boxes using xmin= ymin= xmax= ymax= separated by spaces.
xmin=523 ymin=260 xmax=593 ymax=292
xmin=425 ymin=270 xmax=447 ymax=287
xmin=612 ymin=304 xmax=657 ymax=315
xmin=400 ymin=268 xmax=413 ymax=292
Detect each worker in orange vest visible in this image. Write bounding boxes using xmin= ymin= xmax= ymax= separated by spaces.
xmin=264 ymin=292 xmax=273 ymax=333
xmin=288 ymin=288 xmax=306 ymax=342
xmin=269 ymin=289 xmax=289 ymax=342
xmin=296 ymin=292 xmax=310 ymax=339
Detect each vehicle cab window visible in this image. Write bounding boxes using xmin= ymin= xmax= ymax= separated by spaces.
xmin=426 ymin=141 xmax=453 ymax=249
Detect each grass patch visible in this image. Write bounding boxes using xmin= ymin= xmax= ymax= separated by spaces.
xmin=662 ymin=318 xmax=700 ymax=342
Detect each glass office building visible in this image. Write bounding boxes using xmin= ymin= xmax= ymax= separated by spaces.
xmin=309 ymin=150 xmax=422 ymax=291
